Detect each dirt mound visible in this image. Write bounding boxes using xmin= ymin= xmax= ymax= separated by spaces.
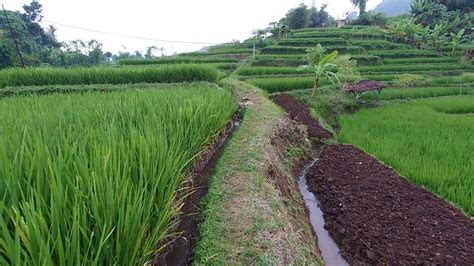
xmin=307 ymin=145 xmax=474 ymax=265
xmin=271 ymin=94 xmax=333 ymax=140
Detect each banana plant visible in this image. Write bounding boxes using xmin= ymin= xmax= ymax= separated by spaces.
xmin=450 ymin=29 xmax=465 ymax=57
xmin=297 ymin=51 xmax=340 ymax=96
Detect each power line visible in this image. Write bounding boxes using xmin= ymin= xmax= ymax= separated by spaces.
xmin=43 ymin=19 xmax=218 ymax=45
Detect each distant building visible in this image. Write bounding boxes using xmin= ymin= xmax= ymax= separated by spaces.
xmin=336 ymin=19 xmax=347 ymax=28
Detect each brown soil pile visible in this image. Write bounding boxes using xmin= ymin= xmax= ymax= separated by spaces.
xmin=271 ymin=94 xmax=333 ymax=140
xmin=307 ymin=144 xmax=474 ymax=265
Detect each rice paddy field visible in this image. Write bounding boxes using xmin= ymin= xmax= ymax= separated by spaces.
xmin=0 ymin=85 xmax=236 ymax=264
xmin=1 ymin=23 xmax=473 ymax=265
xmin=339 ymin=96 xmax=474 ymax=216
xmin=238 ymin=25 xmax=473 ymax=220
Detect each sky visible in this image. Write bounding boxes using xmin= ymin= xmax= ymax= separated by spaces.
xmin=2 ymin=0 xmax=383 ymax=55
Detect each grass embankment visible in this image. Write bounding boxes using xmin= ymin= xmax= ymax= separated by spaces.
xmin=194 ymin=79 xmax=321 ymax=265
xmin=339 ymin=96 xmax=474 ymax=216
xmin=0 ymin=85 xmax=236 ymax=264
xmin=0 ymin=64 xmax=220 ymax=87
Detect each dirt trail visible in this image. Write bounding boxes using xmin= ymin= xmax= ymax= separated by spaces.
xmin=308 ymin=145 xmax=474 ymax=265
xmin=271 ymin=94 xmax=333 ymax=140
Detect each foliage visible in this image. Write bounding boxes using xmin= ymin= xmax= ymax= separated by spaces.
xmin=279 ymin=3 xmax=335 ymax=30
xmin=0 ymin=64 xmax=220 ymax=87
xmin=339 ymin=96 xmax=474 ymax=216
xmin=351 ymin=0 xmax=368 ymax=18
xmin=307 ymin=5 xmax=334 ymax=28
xmin=297 ymin=50 xmax=340 ymax=96
xmin=305 ymin=44 xmax=326 ymax=65
xmin=393 ymin=74 xmax=426 ymax=87
xmin=450 ymin=29 xmax=466 ymax=56
xmin=332 ymin=55 xmax=361 ymax=82
xmin=0 ymin=85 xmax=236 ymax=264
xmin=355 ymin=11 xmax=389 ymax=26
xmin=0 ymin=2 xmax=60 ymax=68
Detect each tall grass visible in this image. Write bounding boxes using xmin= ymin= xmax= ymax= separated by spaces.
xmin=0 ymin=65 xmax=220 ymax=87
xmin=339 ymin=96 xmax=474 ymax=216
xmin=0 ymin=85 xmax=236 ymax=264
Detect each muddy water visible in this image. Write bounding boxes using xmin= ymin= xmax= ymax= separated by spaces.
xmin=298 ymin=158 xmax=349 ymax=266
xmin=156 ymin=113 xmax=242 ymax=266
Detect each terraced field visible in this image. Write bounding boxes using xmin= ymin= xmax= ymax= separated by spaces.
xmin=241 ymin=26 xmax=473 ymax=97
xmin=1 ymin=24 xmax=473 ymax=265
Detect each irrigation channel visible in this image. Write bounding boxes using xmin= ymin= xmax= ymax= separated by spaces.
xmin=297 ymin=157 xmax=349 ymax=266
xmin=155 ymin=109 xmax=243 ymax=266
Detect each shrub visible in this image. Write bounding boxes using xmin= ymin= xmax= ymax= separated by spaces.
xmin=393 ymin=74 xmax=426 ymax=87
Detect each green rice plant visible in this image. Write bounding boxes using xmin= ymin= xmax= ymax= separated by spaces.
xmin=250 ymin=58 xmax=305 ymax=67
xmin=430 ymin=73 xmax=474 ymax=85
xmin=118 ymin=57 xmax=239 ymax=65
xmin=361 ymin=86 xmax=474 ymax=100
xmin=383 ymin=57 xmax=459 ymax=64
xmin=339 ymin=96 xmax=474 ymax=216
xmin=0 ymin=85 xmax=236 ymax=264
xmin=0 ymin=65 xmax=220 ymax=87
xmin=369 ymin=50 xmax=441 ymax=58
xmin=356 ymin=63 xmax=473 ymax=73
xmin=236 ymin=66 xmax=313 ymax=76
xmin=246 ymin=75 xmax=359 ymax=93
xmin=179 ymin=49 xmax=253 ymax=56
xmin=350 ymin=55 xmax=383 ymax=66
xmin=278 ymin=38 xmax=348 ymax=46
xmin=255 ymin=54 xmax=306 ymax=60
xmin=260 ymin=46 xmax=307 ymax=54
xmin=246 ymin=77 xmax=314 ymax=93
xmin=350 ymin=40 xmax=409 ymax=49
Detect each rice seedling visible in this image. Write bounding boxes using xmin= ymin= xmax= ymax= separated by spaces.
xmin=0 ymin=84 xmax=236 ymax=264
xmin=0 ymin=64 xmax=220 ymax=87
xmin=339 ymin=95 xmax=474 ymax=216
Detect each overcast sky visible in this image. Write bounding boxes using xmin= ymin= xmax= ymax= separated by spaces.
xmin=3 ymin=0 xmax=382 ymax=55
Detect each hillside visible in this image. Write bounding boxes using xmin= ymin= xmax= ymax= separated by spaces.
xmin=373 ymin=0 xmax=412 ymax=16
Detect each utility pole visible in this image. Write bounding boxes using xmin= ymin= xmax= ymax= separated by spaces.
xmin=312 ymin=0 xmax=316 ymax=8
xmin=2 ymin=5 xmax=26 ymax=67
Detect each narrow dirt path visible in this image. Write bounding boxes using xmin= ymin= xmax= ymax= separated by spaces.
xmin=193 ymin=79 xmax=323 ymax=265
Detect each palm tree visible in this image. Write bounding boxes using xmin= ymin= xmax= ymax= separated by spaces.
xmin=351 ymin=0 xmax=367 ymax=18
xmin=297 ymin=51 xmax=340 ymax=96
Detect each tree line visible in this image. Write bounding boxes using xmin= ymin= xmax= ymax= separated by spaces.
xmin=0 ymin=1 xmax=164 ymax=69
